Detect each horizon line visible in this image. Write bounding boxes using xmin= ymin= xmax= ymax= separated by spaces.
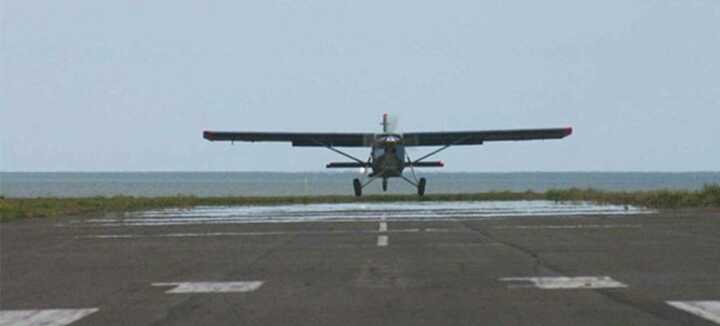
xmin=2 ymin=170 xmax=719 ymax=174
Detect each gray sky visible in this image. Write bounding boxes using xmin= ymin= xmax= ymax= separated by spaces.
xmin=2 ymin=0 xmax=719 ymax=172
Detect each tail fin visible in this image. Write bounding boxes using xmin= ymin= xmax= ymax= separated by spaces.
xmin=381 ymin=113 xmax=388 ymax=133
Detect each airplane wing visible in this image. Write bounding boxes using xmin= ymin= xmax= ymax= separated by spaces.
xmin=403 ymin=127 xmax=572 ymax=146
xmin=203 ymin=131 xmax=376 ymax=147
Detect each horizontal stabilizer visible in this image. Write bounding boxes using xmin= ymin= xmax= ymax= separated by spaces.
xmin=409 ymin=161 xmax=445 ymax=168
xmin=326 ymin=162 xmax=371 ymax=168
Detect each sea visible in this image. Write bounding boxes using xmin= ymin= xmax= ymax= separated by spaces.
xmin=2 ymin=172 xmax=719 ymax=198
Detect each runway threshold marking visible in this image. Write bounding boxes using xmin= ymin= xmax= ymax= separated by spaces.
xmin=152 ymin=281 xmax=264 ymax=294
xmin=500 ymin=276 xmax=628 ymax=289
xmin=379 ymin=222 xmax=388 ymax=232
xmin=667 ymin=301 xmax=720 ymax=325
xmin=0 ymin=308 xmax=98 ymax=326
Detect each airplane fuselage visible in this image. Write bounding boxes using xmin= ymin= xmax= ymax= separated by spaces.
xmin=370 ymin=134 xmax=406 ymax=178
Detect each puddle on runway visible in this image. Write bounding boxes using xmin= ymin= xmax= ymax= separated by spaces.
xmin=85 ymin=201 xmax=654 ymax=227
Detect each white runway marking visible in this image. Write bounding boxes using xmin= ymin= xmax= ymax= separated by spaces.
xmin=79 ymin=228 xmax=428 ymax=239
xmin=377 ymin=235 xmax=389 ymax=247
xmin=500 ymin=276 xmax=628 ymax=289
xmin=68 ymin=201 xmax=654 ymax=227
xmin=667 ymin=301 xmax=720 ymax=324
xmin=152 ymin=281 xmax=264 ymax=294
xmin=390 ymin=228 xmax=420 ymax=233
xmin=424 ymin=228 xmax=453 ymax=232
xmin=494 ymin=224 xmax=642 ymax=230
xmin=82 ymin=224 xmax=648 ymax=241
xmin=80 ymin=231 xmax=289 ymax=239
xmin=0 ymin=309 xmax=98 ymax=326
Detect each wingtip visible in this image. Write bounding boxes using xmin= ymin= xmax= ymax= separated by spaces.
xmin=203 ymin=130 xmax=214 ymax=140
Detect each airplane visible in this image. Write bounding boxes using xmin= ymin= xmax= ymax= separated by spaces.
xmin=203 ymin=114 xmax=572 ymax=196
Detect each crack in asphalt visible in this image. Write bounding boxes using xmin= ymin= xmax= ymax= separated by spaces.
xmin=457 ymin=220 xmax=712 ymax=326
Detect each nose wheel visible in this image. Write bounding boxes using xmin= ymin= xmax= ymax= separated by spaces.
xmin=353 ymin=178 xmax=362 ymax=197
xmin=417 ymin=178 xmax=426 ymax=196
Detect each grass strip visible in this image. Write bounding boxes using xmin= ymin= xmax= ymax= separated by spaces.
xmin=1 ymin=184 xmax=718 ymax=222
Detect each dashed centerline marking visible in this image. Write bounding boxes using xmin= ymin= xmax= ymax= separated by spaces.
xmin=379 ymin=222 xmax=388 ymax=232
xmin=377 ymin=215 xmax=389 ymax=247
xmin=0 ymin=309 xmax=98 ymax=326
xmin=377 ymin=235 xmax=389 ymax=247
xmin=500 ymin=276 xmax=628 ymax=289
xmin=152 ymin=281 xmax=264 ymax=294
xmin=667 ymin=301 xmax=720 ymax=325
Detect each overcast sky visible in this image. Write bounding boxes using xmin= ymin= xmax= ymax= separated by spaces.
xmin=2 ymin=0 xmax=719 ymax=172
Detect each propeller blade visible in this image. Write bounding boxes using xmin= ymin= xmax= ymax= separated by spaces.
xmin=386 ymin=114 xmax=399 ymax=133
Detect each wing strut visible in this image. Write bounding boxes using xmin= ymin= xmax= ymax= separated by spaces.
xmin=309 ymin=139 xmax=367 ymax=165
xmin=326 ymin=146 xmax=367 ymax=165
xmin=411 ymin=136 xmax=472 ymax=163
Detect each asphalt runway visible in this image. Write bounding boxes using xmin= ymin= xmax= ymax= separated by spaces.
xmin=1 ymin=203 xmax=719 ymax=325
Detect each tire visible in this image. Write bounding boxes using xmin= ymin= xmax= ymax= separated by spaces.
xmin=418 ymin=178 xmax=427 ymax=196
xmin=353 ymin=178 xmax=362 ymax=197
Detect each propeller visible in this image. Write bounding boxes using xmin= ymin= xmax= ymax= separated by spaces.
xmin=383 ymin=114 xmax=420 ymax=156
xmin=381 ymin=113 xmax=400 ymax=133
xmin=386 ymin=114 xmax=399 ymax=133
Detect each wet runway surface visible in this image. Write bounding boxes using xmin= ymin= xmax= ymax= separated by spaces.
xmin=86 ymin=201 xmax=653 ymax=226
xmin=1 ymin=202 xmax=719 ymax=325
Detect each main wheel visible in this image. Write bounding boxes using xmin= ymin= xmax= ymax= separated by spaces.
xmin=417 ymin=178 xmax=427 ymax=196
xmin=353 ymin=178 xmax=362 ymax=197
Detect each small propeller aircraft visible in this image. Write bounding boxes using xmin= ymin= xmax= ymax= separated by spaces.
xmin=203 ymin=114 xmax=572 ymax=196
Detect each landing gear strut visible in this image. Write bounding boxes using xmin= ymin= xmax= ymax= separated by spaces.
xmin=352 ymin=173 xmax=384 ymax=197
xmin=399 ymin=175 xmax=427 ymax=197
xmin=354 ymin=175 xmax=427 ymax=197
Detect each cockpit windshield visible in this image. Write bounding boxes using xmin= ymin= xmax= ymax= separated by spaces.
xmin=376 ymin=135 xmax=401 ymax=144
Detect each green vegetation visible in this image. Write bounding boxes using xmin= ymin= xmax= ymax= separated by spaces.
xmin=546 ymin=184 xmax=720 ymax=209
xmin=1 ymin=184 xmax=719 ymax=222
